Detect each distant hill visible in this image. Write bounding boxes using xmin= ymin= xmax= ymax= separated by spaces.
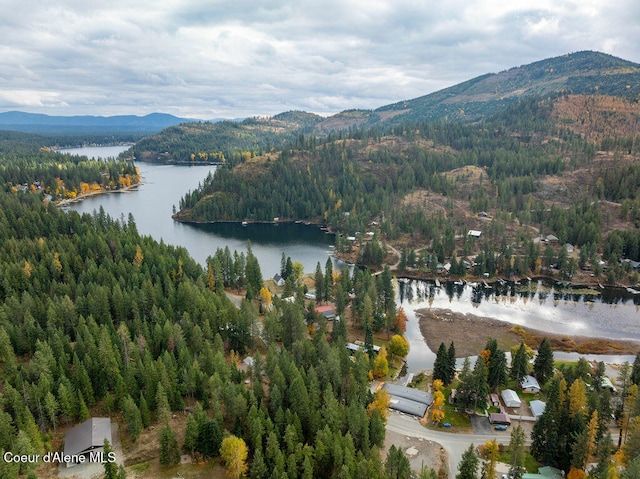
xmin=0 ymin=111 xmax=198 ymax=136
xmin=133 ymin=51 xmax=640 ymax=162
xmin=315 ymin=51 xmax=640 ymax=130
xmin=132 ymin=111 xmax=324 ymax=163
xmin=373 ymin=51 xmax=640 ymax=125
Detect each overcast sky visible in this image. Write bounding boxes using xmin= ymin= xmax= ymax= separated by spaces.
xmin=1 ymin=0 xmax=639 ymax=119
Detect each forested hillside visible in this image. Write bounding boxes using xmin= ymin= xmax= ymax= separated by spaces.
xmin=0 ymin=133 xmax=139 ymax=200
xmin=0 ymin=190 xmax=410 ymax=478
xmin=175 ymin=93 xmax=640 ymax=283
xmin=132 ymin=111 xmax=323 ymax=164
xmin=131 ymin=51 xmax=640 ymax=166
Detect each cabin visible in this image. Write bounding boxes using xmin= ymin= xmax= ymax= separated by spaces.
xmin=529 ymin=400 xmax=546 ymax=420
xmin=467 ymin=230 xmax=482 ymax=238
xmin=273 ymin=274 xmax=285 ymax=287
xmin=346 ymin=342 xmax=380 ymax=356
xmin=521 ymin=375 xmax=541 ymax=394
xmin=315 ymin=305 xmax=336 ymax=321
xmin=478 ymin=211 xmax=489 ymax=218
xmin=501 ymin=389 xmax=522 ymax=408
xmin=545 ymin=234 xmax=559 ymax=244
xmin=63 ymin=417 xmax=112 ymax=467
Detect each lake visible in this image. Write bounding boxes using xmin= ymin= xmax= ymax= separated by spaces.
xmin=397 ymin=278 xmax=640 ymax=372
xmin=64 ymin=146 xmax=337 ymax=277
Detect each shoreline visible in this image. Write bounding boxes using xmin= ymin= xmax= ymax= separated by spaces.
xmin=416 ymin=307 xmax=640 ymax=357
xmin=55 ymin=183 xmax=141 ymax=207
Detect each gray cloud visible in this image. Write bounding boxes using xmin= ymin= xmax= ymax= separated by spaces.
xmin=0 ymin=0 xmax=638 ymax=118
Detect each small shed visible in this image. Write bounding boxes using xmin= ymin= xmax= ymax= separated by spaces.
xmin=521 ymin=375 xmax=541 ymax=393
xmin=489 ymin=393 xmax=500 ymax=407
xmin=529 ymin=400 xmax=546 ymax=419
xmin=63 ymin=417 xmax=112 ymax=467
xmin=467 ymin=230 xmax=482 ymax=238
xmin=501 ymin=389 xmax=522 ymax=408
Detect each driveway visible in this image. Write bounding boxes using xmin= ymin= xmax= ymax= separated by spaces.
xmin=386 ymin=411 xmax=527 ymax=478
xmin=470 ymin=415 xmax=494 ymax=435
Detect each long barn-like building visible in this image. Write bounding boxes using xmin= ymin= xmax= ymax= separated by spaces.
xmin=382 ymin=383 xmax=434 ymax=417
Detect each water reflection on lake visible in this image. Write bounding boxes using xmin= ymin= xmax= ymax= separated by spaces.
xmin=397 ymin=278 xmax=640 ymax=373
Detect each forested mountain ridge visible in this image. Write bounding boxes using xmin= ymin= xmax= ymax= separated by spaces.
xmin=375 ymin=50 xmax=640 ymax=124
xmin=176 ymin=93 xmax=640 ymax=283
xmin=132 ymin=111 xmax=324 ymax=164
xmin=132 ymin=51 xmax=640 ymax=165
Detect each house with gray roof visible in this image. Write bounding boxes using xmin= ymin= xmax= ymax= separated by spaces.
xmin=63 ymin=417 xmax=112 ymax=467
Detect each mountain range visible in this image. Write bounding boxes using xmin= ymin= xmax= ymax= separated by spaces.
xmin=1 ymin=51 xmax=639 ymax=139
xmin=0 ymin=111 xmax=199 ymax=136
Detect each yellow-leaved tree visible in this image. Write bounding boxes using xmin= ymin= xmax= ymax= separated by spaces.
xmin=372 ymin=347 xmax=389 ymax=379
xmin=133 ymin=245 xmax=144 ymax=268
xmin=220 ymin=435 xmax=248 ymax=479
xmin=431 ymin=380 xmax=445 ymax=425
xmin=259 ymin=287 xmax=272 ymax=311
xmin=367 ymin=389 xmax=391 ymax=423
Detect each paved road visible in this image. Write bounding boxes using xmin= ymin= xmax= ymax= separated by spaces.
xmin=386 ymin=412 xmax=525 ymax=478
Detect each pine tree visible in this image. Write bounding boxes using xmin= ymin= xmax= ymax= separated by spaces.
xmin=385 ymin=445 xmax=412 ymax=479
xmin=631 ymin=352 xmax=640 ymax=385
xmin=534 ymin=338 xmax=554 ymax=384
xmin=456 ymin=444 xmax=479 ymax=479
xmin=103 ymin=439 xmax=119 ymax=479
xmin=160 ymin=424 xmax=180 ymax=466
xmin=509 ymin=425 xmax=526 ymax=479
xmin=433 ymin=342 xmax=449 ymax=384
xmin=447 ymin=342 xmax=457 ymax=384
xmin=510 ymin=342 xmax=529 ymax=383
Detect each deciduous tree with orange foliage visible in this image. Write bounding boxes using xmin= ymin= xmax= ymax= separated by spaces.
xmin=394 ymin=307 xmax=408 ymax=333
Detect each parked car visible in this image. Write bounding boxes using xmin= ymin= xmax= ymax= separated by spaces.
xmin=494 ymin=424 xmax=508 ymax=431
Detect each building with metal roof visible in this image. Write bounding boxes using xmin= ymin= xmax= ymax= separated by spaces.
xmin=501 ymin=389 xmax=522 ymax=408
xmin=382 ymin=383 xmax=434 ymax=418
xmin=63 ymin=417 xmax=112 ymax=466
xmin=529 ymin=400 xmax=546 ymax=419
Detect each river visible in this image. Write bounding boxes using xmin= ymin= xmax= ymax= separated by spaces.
xmin=63 ymin=146 xmax=640 ymax=371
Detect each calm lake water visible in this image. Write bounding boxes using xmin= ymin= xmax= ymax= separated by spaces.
xmin=63 ymin=146 xmax=640 ymax=371
xmin=398 ymin=279 xmax=640 ymax=372
xmin=64 ymin=146 xmax=336 ymax=277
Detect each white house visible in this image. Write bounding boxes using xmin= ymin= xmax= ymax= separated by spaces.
xmin=501 ymin=389 xmax=522 ymax=408
xmin=521 ymin=375 xmax=541 ymax=393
